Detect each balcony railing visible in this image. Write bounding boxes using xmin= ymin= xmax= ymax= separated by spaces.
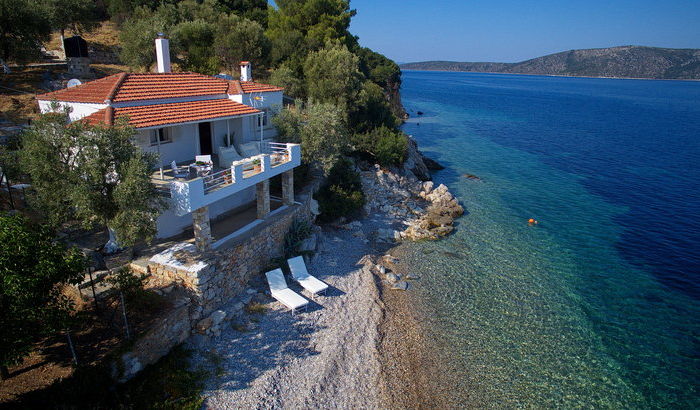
xmin=163 ymin=143 xmax=301 ymax=216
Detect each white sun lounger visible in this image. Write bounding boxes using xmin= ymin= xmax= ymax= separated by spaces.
xmin=288 ymin=256 xmax=329 ymax=296
xmin=265 ymin=268 xmax=309 ymax=314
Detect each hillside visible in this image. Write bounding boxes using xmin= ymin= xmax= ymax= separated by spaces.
xmin=400 ymin=46 xmax=700 ymax=80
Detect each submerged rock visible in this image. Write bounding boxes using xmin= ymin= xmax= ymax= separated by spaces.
xmin=422 ymin=155 xmax=445 ymax=170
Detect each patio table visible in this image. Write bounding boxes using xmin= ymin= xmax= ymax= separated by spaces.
xmin=189 ymin=163 xmax=213 ymax=177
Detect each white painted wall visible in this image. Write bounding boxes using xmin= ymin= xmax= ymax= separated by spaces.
xmin=135 ymin=124 xmax=198 ymax=165
xmin=37 ymin=100 xmax=106 ymax=121
xmin=240 ymin=91 xmax=282 ymax=109
xmin=155 ymin=186 xmax=255 ymax=238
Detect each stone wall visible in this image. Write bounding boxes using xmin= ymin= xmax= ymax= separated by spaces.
xmin=116 ymin=183 xmax=318 ymax=380
xmin=117 ymin=303 xmax=190 ymax=382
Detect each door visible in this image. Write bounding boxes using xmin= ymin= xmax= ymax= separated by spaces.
xmin=198 ymin=122 xmax=213 ymax=155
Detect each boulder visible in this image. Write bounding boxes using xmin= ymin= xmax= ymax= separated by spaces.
xmin=298 ymin=233 xmax=317 ymax=253
xmin=309 ymin=198 xmax=320 ymax=216
xmin=391 ymin=281 xmax=410 ymax=291
xmin=383 ymin=255 xmax=400 ymax=264
xmin=358 ymin=254 xmax=376 ymax=266
xmin=386 ymin=273 xmax=401 ymax=283
xmin=196 ymin=317 xmax=213 ymax=334
xmin=209 ymin=310 xmax=226 ymax=326
xmin=375 ymin=228 xmax=397 ymax=242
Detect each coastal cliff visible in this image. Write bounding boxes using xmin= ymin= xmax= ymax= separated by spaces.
xmin=385 ymin=76 xmax=408 ymax=120
xmin=401 ymin=45 xmax=700 ymax=80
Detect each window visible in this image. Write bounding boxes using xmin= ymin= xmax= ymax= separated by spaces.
xmin=257 ymin=108 xmax=270 ymax=129
xmin=150 ymin=127 xmax=172 ymax=145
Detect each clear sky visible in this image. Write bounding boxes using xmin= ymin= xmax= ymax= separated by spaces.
xmin=348 ymin=0 xmax=700 ymax=63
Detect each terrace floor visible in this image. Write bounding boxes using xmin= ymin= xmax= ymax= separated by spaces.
xmin=150 ymin=156 xmax=289 ymax=189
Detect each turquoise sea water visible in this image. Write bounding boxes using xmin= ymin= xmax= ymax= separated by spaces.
xmin=398 ymin=71 xmax=700 ymax=407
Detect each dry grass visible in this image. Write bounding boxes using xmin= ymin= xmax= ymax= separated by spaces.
xmin=0 ymin=65 xmax=58 ymax=122
xmin=244 ymin=301 xmax=268 ymax=314
xmin=45 ymin=21 xmax=122 ymax=52
xmin=92 ymin=64 xmax=130 ymax=75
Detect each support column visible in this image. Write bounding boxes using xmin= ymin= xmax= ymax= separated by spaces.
xmin=256 ymin=180 xmax=270 ymax=219
xmin=192 ymin=206 xmax=212 ymax=251
xmin=282 ymin=169 xmax=294 ymax=206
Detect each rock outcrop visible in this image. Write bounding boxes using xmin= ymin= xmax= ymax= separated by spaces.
xmin=361 ymin=163 xmax=463 ymax=242
xmin=403 ymin=136 xmax=431 ymax=181
xmin=403 ymin=182 xmax=464 ymax=240
xmin=403 ymin=135 xmax=445 ymax=181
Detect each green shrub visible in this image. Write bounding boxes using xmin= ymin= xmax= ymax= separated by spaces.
xmin=352 ymin=126 xmax=408 ymax=167
xmin=314 ymin=158 xmax=365 ymax=222
xmin=375 ymin=128 xmax=408 ymax=167
xmin=106 ymin=267 xmax=146 ymax=296
xmin=284 ymin=218 xmax=313 ymax=257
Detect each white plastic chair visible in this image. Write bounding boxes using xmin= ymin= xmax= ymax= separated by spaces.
xmin=171 ymin=160 xmax=189 ymax=179
xmin=195 ymin=155 xmax=213 ymax=164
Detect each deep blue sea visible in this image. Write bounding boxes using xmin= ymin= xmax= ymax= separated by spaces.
xmin=398 ymin=71 xmax=700 ymax=407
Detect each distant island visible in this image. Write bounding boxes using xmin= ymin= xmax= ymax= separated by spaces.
xmin=400 ymin=46 xmax=700 ymax=80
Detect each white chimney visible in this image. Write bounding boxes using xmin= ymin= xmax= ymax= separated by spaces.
xmin=155 ymin=34 xmax=171 ymax=73
xmin=240 ymin=61 xmax=252 ymax=81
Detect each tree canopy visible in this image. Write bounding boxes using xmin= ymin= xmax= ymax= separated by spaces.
xmin=274 ymin=102 xmax=350 ymax=174
xmin=20 ymin=108 xmax=164 ymax=248
xmin=213 ymin=14 xmax=270 ymax=75
xmin=0 ymin=0 xmax=51 ymax=64
xmin=0 ymin=213 xmax=85 ymax=377
xmin=267 ymin=0 xmax=356 ymax=63
xmin=304 ymin=43 xmax=363 ymax=112
xmin=45 ymin=0 xmax=99 ymax=38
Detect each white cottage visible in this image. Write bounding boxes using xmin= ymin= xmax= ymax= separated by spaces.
xmin=36 ymin=37 xmax=301 ymax=250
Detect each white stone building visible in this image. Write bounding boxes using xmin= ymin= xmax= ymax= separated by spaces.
xmin=36 ymin=37 xmax=301 ymax=250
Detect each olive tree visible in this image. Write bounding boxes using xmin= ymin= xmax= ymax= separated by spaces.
xmin=45 ymin=0 xmax=99 ymax=58
xmin=20 ymin=107 xmax=165 ymax=252
xmin=0 ymin=0 xmax=50 ymax=65
xmin=0 ymin=214 xmax=85 ymax=379
xmin=274 ymin=102 xmax=349 ymax=174
xmin=119 ymin=4 xmax=179 ymax=71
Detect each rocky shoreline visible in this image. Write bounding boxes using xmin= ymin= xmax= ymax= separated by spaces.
xmin=359 ymin=136 xmax=464 ymax=408
xmin=187 ymin=136 xmax=462 ymax=408
xmin=360 ymin=136 xmax=463 ymax=243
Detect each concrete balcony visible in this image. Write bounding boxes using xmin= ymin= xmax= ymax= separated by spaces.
xmin=160 ymin=143 xmax=301 ymax=216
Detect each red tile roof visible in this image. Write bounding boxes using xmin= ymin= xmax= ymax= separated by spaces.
xmin=36 ymin=74 xmax=125 ymax=104
xmin=239 ymin=81 xmax=284 ymax=93
xmin=82 ymin=99 xmax=261 ymax=129
xmin=37 ymin=72 xmax=284 ymax=104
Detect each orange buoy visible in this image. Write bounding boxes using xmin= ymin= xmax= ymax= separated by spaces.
xmin=528 ymin=218 xmax=538 ymax=225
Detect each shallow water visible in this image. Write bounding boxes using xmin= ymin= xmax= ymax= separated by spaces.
xmin=398 ymin=71 xmax=700 ymax=407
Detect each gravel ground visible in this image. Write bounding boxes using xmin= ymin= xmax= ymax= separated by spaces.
xmin=193 ymin=219 xmax=396 ymax=409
